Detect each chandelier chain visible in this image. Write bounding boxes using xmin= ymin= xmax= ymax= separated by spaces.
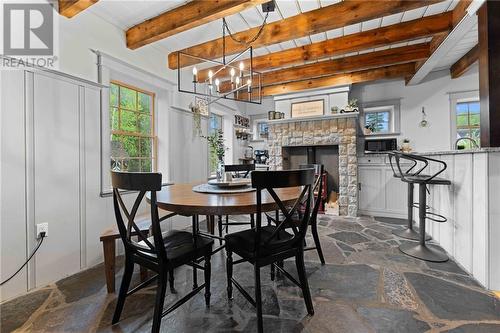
xmin=222 ymin=12 xmax=270 ymax=47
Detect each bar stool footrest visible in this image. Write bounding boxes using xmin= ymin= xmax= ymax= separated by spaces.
xmin=412 ymin=203 xmax=431 ymax=210
xmin=426 ymin=212 xmax=447 ymax=223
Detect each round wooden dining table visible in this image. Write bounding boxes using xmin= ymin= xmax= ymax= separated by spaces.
xmin=151 ymin=182 xmax=302 ymax=216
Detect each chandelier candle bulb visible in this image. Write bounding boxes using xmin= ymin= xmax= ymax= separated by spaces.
xmin=239 ymin=62 xmax=244 ymax=78
xmin=192 ymin=67 xmax=198 ymax=83
xmin=236 ymin=76 xmax=240 ymax=87
xmin=247 ymin=79 xmax=252 ymax=93
xmin=208 ymin=70 xmax=213 ymax=85
xmin=230 ymin=68 xmax=235 ymax=83
xmin=215 ymin=78 xmax=220 ymax=93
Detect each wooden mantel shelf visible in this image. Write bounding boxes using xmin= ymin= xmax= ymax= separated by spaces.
xmin=265 ymin=112 xmax=359 ymax=125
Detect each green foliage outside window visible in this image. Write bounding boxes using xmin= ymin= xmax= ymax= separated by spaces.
xmin=110 ymin=82 xmax=155 ymax=172
xmin=456 ymin=101 xmax=480 ymax=148
xmin=207 ymin=113 xmax=223 ymax=175
xmin=365 ymin=111 xmax=390 ymax=133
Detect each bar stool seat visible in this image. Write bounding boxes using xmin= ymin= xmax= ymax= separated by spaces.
xmin=404 ymin=176 xmax=451 ymax=185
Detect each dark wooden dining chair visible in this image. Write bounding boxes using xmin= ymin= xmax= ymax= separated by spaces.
xmin=224 ymin=169 xmax=316 ymax=332
xmin=266 ymin=164 xmax=326 ymax=266
xmin=212 ymin=164 xmax=256 ymax=244
xmin=110 ymin=171 xmax=214 ymax=333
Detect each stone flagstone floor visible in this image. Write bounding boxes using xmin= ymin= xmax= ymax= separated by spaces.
xmin=1 ymin=215 xmax=500 ymax=332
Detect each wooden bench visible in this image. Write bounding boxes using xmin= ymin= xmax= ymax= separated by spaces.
xmin=100 ymin=211 xmax=176 ymax=293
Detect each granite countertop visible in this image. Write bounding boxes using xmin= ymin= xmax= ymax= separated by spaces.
xmin=358 ymin=147 xmax=500 ymax=157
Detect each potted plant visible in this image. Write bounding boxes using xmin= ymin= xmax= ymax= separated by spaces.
xmin=203 ymin=130 xmax=227 ymax=181
xmin=340 ymin=99 xmax=358 ymax=113
xmin=401 ymin=138 xmax=412 ymax=153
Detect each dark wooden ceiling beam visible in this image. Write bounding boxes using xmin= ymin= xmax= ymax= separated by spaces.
xmin=242 ymin=63 xmax=416 ymax=97
xmin=219 ymin=43 xmax=429 ymax=92
xmin=450 ymin=44 xmax=479 ymax=78
xmin=197 ymin=12 xmax=452 ymax=78
xmin=58 ymin=0 xmax=98 ymax=18
xmin=168 ymin=0 xmax=445 ymax=69
xmin=126 ymin=0 xmax=269 ymax=50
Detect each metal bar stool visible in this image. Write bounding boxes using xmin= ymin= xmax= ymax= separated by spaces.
xmin=394 ymin=153 xmax=451 ymax=262
xmin=388 ymin=153 xmax=431 ymax=241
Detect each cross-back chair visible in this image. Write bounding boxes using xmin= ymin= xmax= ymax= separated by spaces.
xmin=224 ymin=169 xmax=316 ymax=333
xmin=111 ymin=171 xmax=213 ymax=333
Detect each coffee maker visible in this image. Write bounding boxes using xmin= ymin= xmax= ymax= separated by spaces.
xmin=254 ymin=150 xmax=269 ymax=164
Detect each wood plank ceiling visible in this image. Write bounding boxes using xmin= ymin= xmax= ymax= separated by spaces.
xmin=83 ymin=0 xmax=478 ymax=96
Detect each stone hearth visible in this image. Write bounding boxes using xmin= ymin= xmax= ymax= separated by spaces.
xmin=266 ymin=116 xmax=358 ymax=216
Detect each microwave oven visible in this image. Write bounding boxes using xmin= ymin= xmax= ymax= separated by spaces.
xmin=365 ymin=138 xmax=397 ymax=153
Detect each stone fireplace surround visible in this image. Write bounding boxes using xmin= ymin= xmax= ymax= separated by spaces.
xmin=266 ymin=114 xmax=358 ymax=216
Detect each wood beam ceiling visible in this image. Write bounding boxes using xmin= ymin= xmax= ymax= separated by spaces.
xmin=240 ymin=63 xmax=416 ymax=97
xmin=450 ymin=44 xmax=478 ymax=78
xmin=168 ymin=0 xmax=445 ymax=69
xmin=197 ymin=12 xmax=452 ymax=78
xmin=58 ymin=0 xmax=98 ymax=18
xmin=126 ymin=0 xmax=269 ymax=50
xmin=219 ymin=44 xmax=429 ymax=92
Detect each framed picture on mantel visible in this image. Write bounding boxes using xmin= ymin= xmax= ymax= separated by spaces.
xmin=291 ymin=99 xmax=324 ymax=118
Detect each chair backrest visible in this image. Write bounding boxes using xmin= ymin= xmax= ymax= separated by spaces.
xmin=300 ymin=164 xmax=324 ymax=223
xmin=393 ymin=152 xmax=448 ymax=182
xmin=388 ymin=152 xmax=424 ymax=178
xmin=111 ymin=171 xmax=167 ymax=262
xmin=224 ymin=164 xmax=255 ymax=178
xmin=251 ymin=169 xmax=315 ymax=254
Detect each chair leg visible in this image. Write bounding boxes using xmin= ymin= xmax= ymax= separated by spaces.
xmin=225 ymin=215 xmax=229 ymax=233
xmin=311 ymin=220 xmax=325 ymax=265
xmin=204 ymin=255 xmax=211 ymax=307
xmin=296 ymin=250 xmax=314 ymax=316
xmin=112 ymin=257 xmax=134 ymax=324
xmin=169 ymin=269 xmax=176 ymax=293
xmin=254 ymin=264 xmax=263 ymax=333
xmin=270 ymin=263 xmax=275 ymax=281
xmin=218 ymin=215 xmax=223 ymax=245
xmin=250 ymin=214 xmax=255 ymax=229
xmin=226 ymin=250 xmax=233 ymax=299
xmin=152 ymin=272 xmax=168 ymax=333
xmin=192 ymin=264 xmax=198 ymax=289
xmin=102 ymin=239 xmax=116 ymax=293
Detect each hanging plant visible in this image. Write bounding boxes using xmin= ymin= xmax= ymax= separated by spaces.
xmin=189 ymin=102 xmax=202 ymax=136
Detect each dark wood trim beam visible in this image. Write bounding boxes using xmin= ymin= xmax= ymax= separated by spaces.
xmin=168 ymin=0 xmax=445 ymax=69
xmin=238 ymin=63 xmax=416 ymax=97
xmin=219 ymin=44 xmax=429 ymax=92
xmin=58 ymin=0 xmax=98 ymax=18
xmin=126 ymin=0 xmax=269 ymax=50
xmin=450 ymin=44 xmax=478 ymax=78
xmin=198 ymin=12 xmax=452 ymax=78
xmin=478 ymin=1 xmax=500 ymax=147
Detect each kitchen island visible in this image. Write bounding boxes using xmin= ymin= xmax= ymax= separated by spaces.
xmin=358 ymin=148 xmax=500 ymax=290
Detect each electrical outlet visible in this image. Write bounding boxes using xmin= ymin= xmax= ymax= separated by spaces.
xmin=36 ymin=223 xmax=48 ymax=238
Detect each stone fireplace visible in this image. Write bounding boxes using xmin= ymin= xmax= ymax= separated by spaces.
xmin=266 ymin=115 xmax=358 ymax=216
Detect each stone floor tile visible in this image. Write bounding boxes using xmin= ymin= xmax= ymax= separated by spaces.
xmin=302 ymin=302 xmax=374 ymax=333
xmin=442 ymin=323 xmax=500 ymax=333
xmin=357 ymin=306 xmax=431 ymax=333
xmin=327 ymin=231 xmax=369 ymax=245
xmin=0 ymin=288 xmax=52 ymax=332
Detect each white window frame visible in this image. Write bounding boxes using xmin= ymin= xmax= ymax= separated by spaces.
xmin=449 ymin=90 xmax=480 ymax=149
xmin=361 ymin=99 xmax=401 ymax=136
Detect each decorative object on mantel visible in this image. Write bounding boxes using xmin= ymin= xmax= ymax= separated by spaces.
xmin=401 ymin=138 xmax=412 ymax=153
xmin=234 ymin=114 xmax=249 ymax=128
xmin=176 ymin=5 xmax=277 ymax=105
xmin=202 ymin=130 xmax=227 ymax=181
xmin=291 ymin=99 xmax=324 ymax=118
xmin=419 ymin=107 xmax=429 ymax=127
xmin=331 ymin=106 xmax=339 ymax=114
xmin=189 ymin=101 xmax=203 ymax=136
xmin=340 ymin=99 xmax=359 ymax=113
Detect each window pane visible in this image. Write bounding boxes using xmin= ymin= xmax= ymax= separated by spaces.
xmin=141 ymin=159 xmax=152 ymax=172
xmin=469 ymin=113 xmax=480 ymax=126
xmin=456 ymin=103 xmax=468 ymax=114
xmin=126 ymin=159 xmax=141 ymax=172
xmin=121 ymin=110 xmax=138 ymax=132
xmin=110 ymin=83 xmax=118 ymax=107
xmin=139 ymin=137 xmax=152 ymax=158
xmin=122 ymin=136 xmax=140 ymax=157
xmin=110 ymin=107 xmax=119 ymax=131
xmin=457 ymin=129 xmax=470 ymax=139
xmin=456 ymin=114 xmax=469 ymax=127
xmin=469 ymin=102 xmax=480 ymax=114
xmin=120 ymin=86 xmax=137 ymax=110
xmin=138 ymin=114 xmax=151 ymax=135
xmin=365 ymin=111 xmax=389 ymax=133
xmin=138 ymin=92 xmax=150 ymax=113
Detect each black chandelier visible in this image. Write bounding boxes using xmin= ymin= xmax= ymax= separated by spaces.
xmin=177 ymin=2 xmax=276 ymax=105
